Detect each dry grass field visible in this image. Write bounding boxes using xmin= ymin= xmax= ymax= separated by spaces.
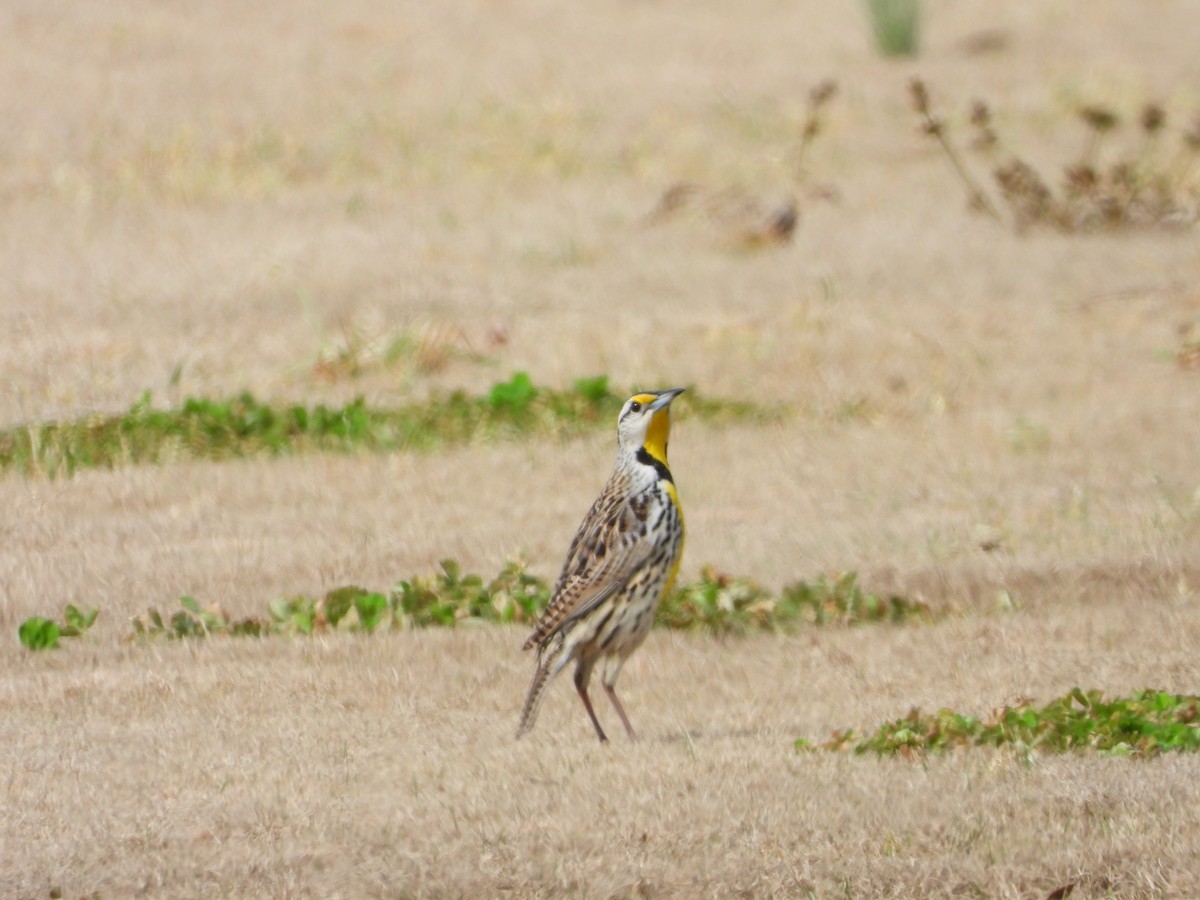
xmin=4 ymin=0 xmax=1200 ymax=896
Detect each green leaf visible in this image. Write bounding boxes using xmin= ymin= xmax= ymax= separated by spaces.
xmin=229 ymin=618 xmax=266 ymax=638
xmin=269 ymin=596 xmax=318 ymax=635
xmin=53 ymin=604 xmax=98 ymax=638
xmin=291 ymin=607 xmax=316 ymax=635
xmin=268 ymin=598 xmax=295 ymax=624
xmin=64 ymin=604 xmax=85 ymax=631
xmin=170 ymin=611 xmax=200 ymax=638
xmin=322 ymin=587 xmax=359 ymax=627
xmin=488 ymin=371 xmax=539 ymax=412
xmin=354 ymin=592 xmax=389 ymax=633
xmin=19 ymin=617 xmax=61 ymax=651
xmin=572 ymin=375 xmax=611 ymax=404
xmin=439 ymin=558 xmax=461 ymax=585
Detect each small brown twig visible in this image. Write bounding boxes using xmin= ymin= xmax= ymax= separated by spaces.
xmin=909 ymin=78 xmax=1002 ymax=220
xmin=796 ymin=80 xmax=838 ymax=180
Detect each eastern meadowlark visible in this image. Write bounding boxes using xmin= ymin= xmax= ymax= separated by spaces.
xmin=517 ymin=388 xmax=686 ymax=742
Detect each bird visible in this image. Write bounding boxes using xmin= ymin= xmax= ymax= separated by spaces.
xmin=516 ymin=388 xmax=687 ymax=742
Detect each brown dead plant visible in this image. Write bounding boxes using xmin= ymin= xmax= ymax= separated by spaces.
xmin=645 ymin=79 xmax=840 ymax=248
xmin=910 ymin=77 xmax=1200 ymax=233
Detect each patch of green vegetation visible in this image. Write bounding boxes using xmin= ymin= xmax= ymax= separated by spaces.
xmin=22 ymin=563 xmax=925 ymax=651
xmin=122 ymin=562 xmax=925 ymax=644
xmin=17 ymin=618 xmax=60 ymax=651
xmin=131 ymin=595 xmax=269 ymax=640
xmin=392 ymin=558 xmax=548 ymax=627
xmin=800 ymin=688 xmax=1200 ymax=758
xmin=487 ymin=370 xmax=539 ymax=413
xmin=658 ymin=567 xmax=932 ymax=635
xmin=130 ymin=560 xmax=549 ymax=640
xmin=0 ymin=374 xmax=775 ymax=477
xmin=17 ymin=605 xmax=99 ymax=651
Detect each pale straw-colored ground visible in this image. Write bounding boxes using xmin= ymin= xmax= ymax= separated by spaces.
xmin=3 ymin=0 xmax=1200 ymax=896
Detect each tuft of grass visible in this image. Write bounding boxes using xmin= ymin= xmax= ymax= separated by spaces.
xmin=910 ymin=79 xmax=1200 ymax=232
xmin=17 ymin=605 xmax=99 ymax=651
xmin=866 ymin=0 xmax=921 ymax=58
xmin=127 ymin=561 xmax=928 ymax=643
xmin=804 ymin=688 xmax=1200 ymax=758
xmin=0 ymin=375 xmax=775 ymax=478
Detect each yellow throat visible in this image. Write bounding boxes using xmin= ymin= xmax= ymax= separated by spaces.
xmin=638 ymin=397 xmax=683 ymax=596
xmin=640 ymin=401 xmax=671 ymax=468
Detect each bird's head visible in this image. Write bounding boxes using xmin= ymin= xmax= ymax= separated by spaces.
xmin=616 ymin=388 xmax=685 ymax=465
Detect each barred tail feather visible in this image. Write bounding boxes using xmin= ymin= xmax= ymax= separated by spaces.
xmin=516 ymin=644 xmax=569 ymax=738
xmin=516 ymin=663 xmax=552 ymax=738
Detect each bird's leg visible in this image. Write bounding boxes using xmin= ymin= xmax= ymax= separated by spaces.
xmin=603 ymin=683 xmax=638 ymax=741
xmin=574 ymin=664 xmax=608 ymax=743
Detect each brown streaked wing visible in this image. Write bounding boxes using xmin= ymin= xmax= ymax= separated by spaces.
xmin=522 ymin=478 xmax=646 ymax=651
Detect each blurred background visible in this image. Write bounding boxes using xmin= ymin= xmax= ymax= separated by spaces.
xmin=3 ymin=0 xmax=1198 ymax=604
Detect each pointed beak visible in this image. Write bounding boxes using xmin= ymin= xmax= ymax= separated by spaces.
xmin=648 ymin=388 xmax=685 ymax=411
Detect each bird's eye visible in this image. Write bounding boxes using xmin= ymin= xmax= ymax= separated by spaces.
xmin=629 ymin=401 xmax=642 ymax=413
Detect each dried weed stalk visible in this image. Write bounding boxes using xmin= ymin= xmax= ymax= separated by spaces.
xmin=647 ymin=79 xmax=839 ymax=248
xmin=909 ymin=79 xmax=1001 ymax=220
xmin=910 ymin=78 xmax=1200 ymax=233
xmin=796 ymin=79 xmax=839 ymax=179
